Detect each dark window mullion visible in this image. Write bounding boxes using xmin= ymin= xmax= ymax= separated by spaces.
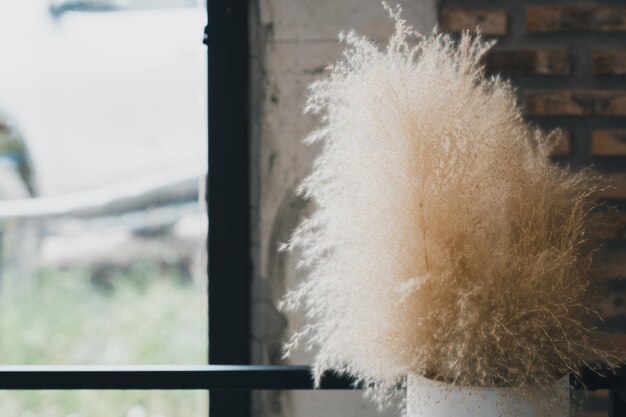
xmin=207 ymin=0 xmax=251 ymax=416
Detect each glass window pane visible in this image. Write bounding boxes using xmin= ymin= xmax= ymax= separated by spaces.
xmin=0 ymin=390 xmax=207 ymax=417
xmin=0 ymin=2 xmax=207 ymax=365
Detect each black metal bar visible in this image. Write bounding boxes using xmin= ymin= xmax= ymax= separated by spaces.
xmin=207 ymin=0 xmax=251 ymax=415
xmin=598 ymin=364 xmax=626 ymax=417
xmin=610 ymin=387 xmax=626 ymax=417
xmin=207 ymin=0 xmax=250 ymax=366
xmin=0 ymin=365 xmax=354 ymax=390
xmin=0 ymin=365 xmax=622 ymax=391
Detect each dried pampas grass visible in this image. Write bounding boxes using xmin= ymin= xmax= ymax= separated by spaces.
xmin=280 ymin=4 xmax=619 ymax=412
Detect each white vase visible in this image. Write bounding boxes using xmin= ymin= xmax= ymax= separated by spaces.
xmin=406 ymin=374 xmax=570 ymax=417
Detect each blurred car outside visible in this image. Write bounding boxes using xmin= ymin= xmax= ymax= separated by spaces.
xmin=0 ymin=0 xmax=208 ymax=282
xmin=0 ymin=0 xmax=207 ymax=203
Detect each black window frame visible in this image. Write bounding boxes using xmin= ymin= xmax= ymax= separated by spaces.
xmin=207 ymin=0 xmax=251 ymax=414
xmin=0 ymin=1 xmax=623 ymax=417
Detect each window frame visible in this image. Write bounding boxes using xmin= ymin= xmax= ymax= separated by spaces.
xmin=0 ymin=2 xmax=622 ymax=417
xmin=207 ymin=0 xmax=251 ymax=414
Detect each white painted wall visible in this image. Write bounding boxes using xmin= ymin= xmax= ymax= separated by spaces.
xmin=250 ymin=2 xmax=437 ymax=416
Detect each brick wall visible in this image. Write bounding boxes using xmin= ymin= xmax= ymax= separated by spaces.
xmin=439 ymin=1 xmax=626 ymax=415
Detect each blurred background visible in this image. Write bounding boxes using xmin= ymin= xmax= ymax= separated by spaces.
xmin=0 ymin=0 xmax=208 ymax=416
xmin=1 ymin=0 xmax=626 ymax=416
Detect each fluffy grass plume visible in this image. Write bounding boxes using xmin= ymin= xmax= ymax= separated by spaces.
xmin=280 ymin=3 xmax=618 ymax=411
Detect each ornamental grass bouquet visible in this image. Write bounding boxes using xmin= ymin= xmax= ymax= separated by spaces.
xmin=280 ymin=4 xmax=619 ymax=415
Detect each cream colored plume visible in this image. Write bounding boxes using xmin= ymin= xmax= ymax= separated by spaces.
xmin=280 ymin=3 xmax=618 ymax=413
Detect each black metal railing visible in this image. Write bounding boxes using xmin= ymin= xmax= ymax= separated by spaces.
xmin=0 ymin=364 xmax=622 ymax=414
xmin=0 ymin=364 xmax=623 ymax=412
xmin=0 ymin=364 xmax=622 ymax=390
xmin=0 ymin=365 xmax=349 ymax=390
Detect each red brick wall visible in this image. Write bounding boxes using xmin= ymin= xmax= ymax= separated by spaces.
xmin=440 ymin=2 xmax=626 ymax=415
